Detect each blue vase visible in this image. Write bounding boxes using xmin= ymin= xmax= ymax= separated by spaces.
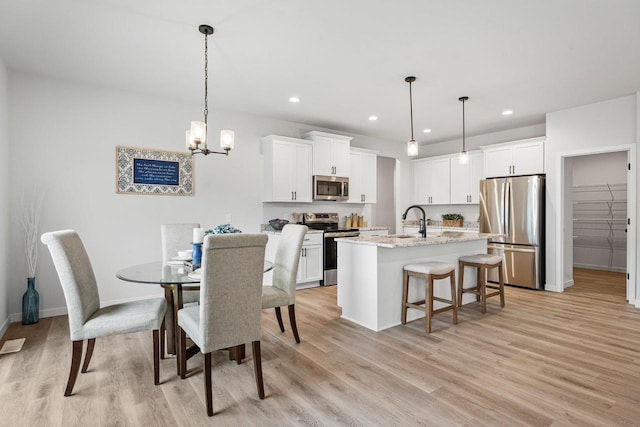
xmin=22 ymin=277 xmax=40 ymax=325
xmin=192 ymin=243 xmax=203 ymax=268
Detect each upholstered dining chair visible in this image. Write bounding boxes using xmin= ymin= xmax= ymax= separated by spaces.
xmin=262 ymin=224 xmax=308 ymax=343
xmin=177 ymin=233 xmax=268 ymax=416
xmin=161 ymin=223 xmax=201 ymax=305
xmin=41 ymin=230 xmax=167 ymax=396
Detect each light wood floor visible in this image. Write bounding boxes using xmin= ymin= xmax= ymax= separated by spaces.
xmin=1 ymin=268 xmax=639 ymax=426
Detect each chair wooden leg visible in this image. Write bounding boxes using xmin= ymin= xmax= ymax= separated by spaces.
xmin=153 ymin=329 xmax=160 ymax=385
xmin=274 ymin=307 xmax=285 ymax=332
xmin=65 ymin=340 xmax=83 ymax=396
xmin=252 ymin=341 xmax=265 ymax=399
xmin=80 ymin=338 xmax=95 ymax=373
xmin=402 ymin=270 xmax=409 ymax=323
xmin=450 ymin=272 xmax=458 ymax=325
xmin=476 ymin=267 xmax=482 ymax=302
xmin=178 ymin=327 xmax=187 ymax=379
xmin=288 ymin=304 xmax=300 ymax=344
xmin=204 ymin=352 xmax=213 ymax=416
xmin=457 ymin=262 xmax=465 ymax=307
xmin=160 ymin=319 xmax=166 ymax=360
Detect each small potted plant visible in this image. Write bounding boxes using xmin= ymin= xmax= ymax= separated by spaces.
xmin=442 ymin=213 xmax=464 ymax=228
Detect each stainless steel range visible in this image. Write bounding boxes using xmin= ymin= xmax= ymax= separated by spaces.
xmin=302 ymin=213 xmax=359 ymax=286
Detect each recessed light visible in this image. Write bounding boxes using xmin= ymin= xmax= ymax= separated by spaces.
xmin=289 ymin=97 xmax=300 ymax=103
xmin=423 ymin=129 xmax=431 ymax=133
xmin=368 ymin=115 xmax=378 ymax=121
xmin=502 ymin=110 xmax=513 ymax=116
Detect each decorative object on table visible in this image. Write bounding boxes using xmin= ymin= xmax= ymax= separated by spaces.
xmin=205 ymin=224 xmax=242 ymax=234
xmin=21 ymin=187 xmax=44 ymax=325
xmin=192 ymin=243 xmax=203 ymax=267
xmin=185 ymin=24 xmax=235 ymax=157
xmin=458 ymin=96 xmax=470 ymax=164
xmin=177 ymin=249 xmax=193 ymax=260
xmin=116 ymin=146 xmax=194 ymax=196
xmin=442 ymin=213 xmax=464 ymax=227
xmin=268 ymin=219 xmax=289 ymax=231
xmin=405 ymin=76 xmax=419 ymax=157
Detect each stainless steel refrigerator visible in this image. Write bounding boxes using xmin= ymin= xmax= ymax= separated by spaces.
xmin=479 ymin=175 xmax=545 ymax=289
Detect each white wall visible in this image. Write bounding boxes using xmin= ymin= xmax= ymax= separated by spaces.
xmin=0 ymin=56 xmax=9 ymax=335
xmin=546 ymin=94 xmax=638 ymax=293
xmin=6 ymin=72 xmax=409 ymax=321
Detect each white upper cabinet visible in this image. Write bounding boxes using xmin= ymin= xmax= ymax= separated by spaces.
xmin=412 ymin=156 xmax=451 ymax=205
xmin=303 ymin=131 xmax=352 ymax=177
xmin=348 ymin=148 xmax=377 ymax=203
xmin=483 ymin=137 xmax=545 ymax=178
xmin=262 ymin=135 xmax=313 ymax=203
xmin=450 ymin=152 xmax=483 ymax=204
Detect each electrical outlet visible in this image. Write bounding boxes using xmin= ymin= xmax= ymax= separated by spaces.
xmin=226 ymin=214 xmax=232 ymax=223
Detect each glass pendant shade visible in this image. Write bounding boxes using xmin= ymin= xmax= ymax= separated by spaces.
xmin=185 ymin=130 xmax=197 ymax=149
xmin=220 ymin=130 xmax=235 ymax=150
xmin=407 ymin=139 xmax=418 ymax=157
xmin=459 ymin=150 xmax=469 ymax=164
xmin=190 ymin=121 xmax=207 ymax=147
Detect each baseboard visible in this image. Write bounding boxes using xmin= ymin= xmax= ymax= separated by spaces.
xmin=573 ymin=263 xmax=626 ymax=273
xmin=0 ymin=316 xmax=10 ymax=340
xmin=564 ymin=279 xmax=575 ymax=289
xmin=7 ymin=294 xmax=163 ymax=324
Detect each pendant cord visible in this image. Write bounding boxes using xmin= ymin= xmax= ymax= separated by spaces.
xmin=409 ymin=80 xmax=414 ymax=141
xmin=462 ymin=98 xmax=465 ymax=152
xmin=204 ymin=31 xmax=209 ymax=127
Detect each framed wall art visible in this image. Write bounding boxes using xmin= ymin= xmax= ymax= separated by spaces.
xmin=116 ymin=146 xmax=194 ymax=196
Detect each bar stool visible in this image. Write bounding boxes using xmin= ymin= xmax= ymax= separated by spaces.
xmin=402 ymin=262 xmax=458 ymax=333
xmin=458 ymin=254 xmax=505 ymax=313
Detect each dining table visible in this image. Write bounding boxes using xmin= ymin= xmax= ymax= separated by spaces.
xmin=116 ymin=260 xmax=273 ymax=376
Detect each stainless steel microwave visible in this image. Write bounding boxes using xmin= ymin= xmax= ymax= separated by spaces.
xmin=313 ymin=175 xmax=349 ymax=201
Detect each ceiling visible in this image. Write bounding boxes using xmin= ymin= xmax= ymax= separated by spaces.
xmin=1 ymin=0 xmax=639 ymax=148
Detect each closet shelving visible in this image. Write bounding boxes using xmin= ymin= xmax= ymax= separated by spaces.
xmin=572 ymin=183 xmax=627 ymax=269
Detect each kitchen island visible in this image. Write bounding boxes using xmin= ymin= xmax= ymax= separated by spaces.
xmin=336 ymin=232 xmax=493 ymax=332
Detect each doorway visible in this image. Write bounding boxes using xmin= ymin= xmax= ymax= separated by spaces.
xmin=558 ymin=145 xmax=636 ymax=304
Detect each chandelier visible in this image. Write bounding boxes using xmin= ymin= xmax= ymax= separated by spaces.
xmin=185 ymin=25 xmax=234 ymax=156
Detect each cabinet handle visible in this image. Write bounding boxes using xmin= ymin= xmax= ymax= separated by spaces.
xmin=294 ymin=191 xmax=297 ymax=200
xmin=291 ymin=191 xmax=294 ymax=200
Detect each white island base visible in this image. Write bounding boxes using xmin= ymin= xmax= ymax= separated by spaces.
xmin=336 ymin=234 xmax=490 ymax=332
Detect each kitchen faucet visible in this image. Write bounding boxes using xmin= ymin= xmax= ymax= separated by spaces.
xmin=401 ymin=205 xmax=427 ymax=238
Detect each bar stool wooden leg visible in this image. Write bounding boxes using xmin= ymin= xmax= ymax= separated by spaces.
xmin=458 ymin=261 xmax=465 ymax=307
xmin=498 ymin=262 xmax=505 ymax=307
xmin=476 ymin=267 xmax=482 ymax=302
xmin=426 ymin=275 xmax=434 ymax=333
xmin=449 ymin=272 xmax=458 ymax=325
xmin=480 ymin=266 xmax=487 ymax=314
xmin=402 ymin=270 xmax=409 ymax=324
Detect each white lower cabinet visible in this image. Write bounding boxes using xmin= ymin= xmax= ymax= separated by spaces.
xmin=297 ymin=233 xmax=323 ymax=284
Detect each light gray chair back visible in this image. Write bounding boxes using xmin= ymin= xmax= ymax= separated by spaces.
xmin=199 ymin=233 xmax=268 ymax=353
xmin=161 ymin=223 xmax=200 ymax=264
xmin=40 ymin=230 xmax=100 ymax=340
xmin=272 ymin=224 xmax=308 ymax=305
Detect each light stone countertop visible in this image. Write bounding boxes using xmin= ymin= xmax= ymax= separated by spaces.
xmin=356 ymin=226 xmax=390 ymax=231
xmin=262 ymin=229 xmax=323 ymax=235
xmin=335 ymin=231 xmax=498 ymax=248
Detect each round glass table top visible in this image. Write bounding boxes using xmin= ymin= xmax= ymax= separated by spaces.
xmin=116 ymin=260 xmax=274 ymax=285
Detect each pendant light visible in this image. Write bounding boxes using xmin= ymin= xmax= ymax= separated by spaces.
xmin=185 ymin=25 xmax=235 ymax=156
xmin=458 ymin=96 xmax=469 ymax=164
xmin=405 ymin=76 xmax=418 ymax=157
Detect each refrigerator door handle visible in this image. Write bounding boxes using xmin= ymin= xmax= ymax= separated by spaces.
xmin=488 ymin=245 xmax=535 ymax=253
xmin=505 ymin=181 xmax=511 ymax=239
